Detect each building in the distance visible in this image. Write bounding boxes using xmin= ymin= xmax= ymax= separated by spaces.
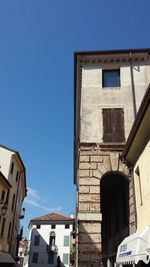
xmin=28 ymin=213 xmax=75 ymax=267
xmin=74 ymin=48 xmax=150 ymax=267
xmin=0 ymin=144 xmax=27 ymax=267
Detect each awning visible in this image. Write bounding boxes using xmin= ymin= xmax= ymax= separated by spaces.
xmin=116 ymin=226 xmax=150 ymax=264
xmin=0 ymin=252 xmax=17 ymax=265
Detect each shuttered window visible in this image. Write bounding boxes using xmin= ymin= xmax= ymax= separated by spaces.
xmin=102 ymin=108 xmax=125 ymax=143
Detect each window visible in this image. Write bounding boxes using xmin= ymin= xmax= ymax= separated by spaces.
xmin=34 ymin=235 xmax=40 ymax=246
xmin=63 ymin=254 xmax=69 ymax=265
xmin=11 ymin=194 xmax=15 ymax=211
xmin=16 ymin=171 xmax=19 ymax=182
xmin=6 ymin=189 xmax=10 ymax=205
xmin=36 ymin=225 xmax=41 ymax=229
xmin=49 ymin=232 xmax=56 ymax=246
xmin=64 ymin=236 xmax=69 ymax=246
xmin=10 ymin=162 xmax=14 ymax=174
xmin=0 ymin=218 xmax=6 ymax=237
xmin=48 ymin=252 xmax=54 ymax=264
xmin=65 ymin=224 xmax=69 ymax=229
xmin=32 ymin=252 xmax=38 ymax=263
xmin=102 ymin=108 xmax=125 ymax=143
xmin=1 ymin=190 xmax=5 ymax=201
xmin=102 ymin=69 xmax=120 ymax=88
xmin=51 ymin=224 xmax=56 ymax=229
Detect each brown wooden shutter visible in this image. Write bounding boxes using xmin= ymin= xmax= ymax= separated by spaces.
xmin=102 ymin=109 xmax=113 ymax=142
xmin=113 ymin=108 xmax=125 ymax=142
xmin=103 ymin=108 xmax=125 ymax=143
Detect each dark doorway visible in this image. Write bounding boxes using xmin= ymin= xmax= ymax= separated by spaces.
xmin=101 ymin=172 xmax=129 ymax=267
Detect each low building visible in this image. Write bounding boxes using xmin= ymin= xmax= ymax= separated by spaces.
xmin=28 ymin=213 xmax=75 ymax=267
xmin=0 ymin=144 xmax=27 ymax=267
xmin=116 ymin=85 xmax=150 ymax=265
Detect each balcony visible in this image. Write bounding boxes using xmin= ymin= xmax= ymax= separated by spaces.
xmin=47 ymin=244 xmax=58 ymax=253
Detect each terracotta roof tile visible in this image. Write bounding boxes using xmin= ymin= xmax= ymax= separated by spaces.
xmin=31 ymin=212 xmax=74 ymax=222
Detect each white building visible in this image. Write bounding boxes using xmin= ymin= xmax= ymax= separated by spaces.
xmin=28 ymin=213 xmax=75 ymax=267
xmin=0 ymin=144 xmax=27 ymax=267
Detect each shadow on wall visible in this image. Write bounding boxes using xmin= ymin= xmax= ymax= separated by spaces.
xmin=28 ymin=228 xmax=65 ymax=267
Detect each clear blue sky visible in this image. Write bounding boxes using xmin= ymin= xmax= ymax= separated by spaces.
xmin=0 ymin=0 xmax=149 ymax=237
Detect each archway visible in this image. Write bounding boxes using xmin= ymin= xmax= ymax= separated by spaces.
xmin=101 ymin=172 xmax=129 ymax=267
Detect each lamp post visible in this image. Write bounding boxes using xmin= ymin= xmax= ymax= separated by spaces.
xmin=0 ymin=200 xmax=8 ymax=216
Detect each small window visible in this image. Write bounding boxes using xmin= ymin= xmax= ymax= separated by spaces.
xmin=48 ymin=252 xmax=54 ymax=264
xmin=36 ymin=225 xmax=41 ymax=229
xmin=11 ymin=194 xmax=15 ymax=211
xmin=102 ymin=69 xmax=120 ymax=88
xmin=65 ymin=224 xmax=69 ymax=229
xmin=49 ymin=232 xmax=56 ymax=246
xmin=16 ymin=171 xmax=19 ymax=182
xmin=32 ymin=252 xmax=38 ymax=263
xmin=64 ymin=236 xmax=69 ymax=246
xmin=51 ymin=224 xmax=56 ymax=229
xmin=63 ymin=254 xmax=69 ymax=265
xmin=34 ymin=235 xmax=40 ymax=246
xmin=10 ymin=162 xmax=14 ymax=174
xmin=0 ymin=218 xmax=6 ymax=237
xmin=1 ymin=190 xmax=5 ymax=201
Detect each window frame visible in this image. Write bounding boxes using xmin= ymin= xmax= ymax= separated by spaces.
xmin=102 ymin=69 xmax=120 ymax=88
xmin=64 ymin=235 xmax=69 ymax=246
xmin=34 ymin=235 xmax=40 ymax=246
xmin=32 ymin=252 xmax=38 ymax=263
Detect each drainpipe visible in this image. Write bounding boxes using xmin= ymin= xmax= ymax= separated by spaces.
xmin=129 ymin=52 xmax=137 ymax=118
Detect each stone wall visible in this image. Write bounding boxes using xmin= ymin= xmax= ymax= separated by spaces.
xmin=76 ymin=144 xmax=136 ymax=267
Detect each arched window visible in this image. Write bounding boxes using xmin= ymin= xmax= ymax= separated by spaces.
xmin=49 ymin=231 xmax=56 ymax=247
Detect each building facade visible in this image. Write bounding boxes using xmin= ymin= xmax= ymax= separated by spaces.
xmin=74 ymin=49 xmax=150 ymax=267
xmin=116 ymin=85 xmax=150 ymax=265
xmin=28 ymin=213 xmax=75 ymax=267
xmin=0 ymin=144 xmax=27 ymax=266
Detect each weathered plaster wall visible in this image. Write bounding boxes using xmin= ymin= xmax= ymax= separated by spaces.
xmin=134 ymin=140 xmax=150 ymax=230
xmin=80 ymin=63 xmax=150 ymax=143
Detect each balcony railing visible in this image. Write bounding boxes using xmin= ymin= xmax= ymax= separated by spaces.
xmin=47 ymin=244 xmax=58 ymax=253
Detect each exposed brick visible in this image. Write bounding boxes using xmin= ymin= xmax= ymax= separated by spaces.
xmin=90 ymin=186 xmax=100 ymax=194
xmin=79 ymin=243 xmax=101 ymax=253
xmin=79 ymin=162 xmax=97 ymax=170
xmin=79 ymin=170 xmax=89 ymax=177
xmin=80 ymin=155 xmax=90 ymax=162
xmin=79 ymin=194 xmax=100 ymax=203
xmin=90 ymin=155 xmax=103 ymax=162
xmin=79 ymin=202 xmax=90 ymax=211
xmin=90 ymin=202 xmax=100 ymax=212
xmin=79 ymin=186 xmax=90 ymax=193
xmin=79 ymin=178 xmax=100 ymax=186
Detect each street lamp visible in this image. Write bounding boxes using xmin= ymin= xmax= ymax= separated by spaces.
xmin=0 ymin=200 xmax=8 ymax=216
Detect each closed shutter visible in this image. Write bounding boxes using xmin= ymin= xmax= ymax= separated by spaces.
xmin=113 ymin=108 xmax=125 ymax=142
xmin=102 ymin=109 xmax=113 ymax=142
xmin=103 ymin=108 xmax=125 ymax=143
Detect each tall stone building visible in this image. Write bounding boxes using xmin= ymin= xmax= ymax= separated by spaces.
xmin=74 ymin=49 xmax=150 ymax=267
